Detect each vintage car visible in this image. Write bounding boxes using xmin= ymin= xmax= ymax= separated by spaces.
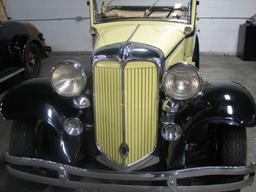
xmin=0 ymin=0 xmax=51 ymax=83
xmin=0 ymin=0 xmax=256 ymax=191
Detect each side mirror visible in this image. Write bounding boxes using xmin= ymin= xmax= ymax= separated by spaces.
xmin=196 ymin=1 xmax=200 ymax=6
xmin=87 ymin=1 xmax=90 ymax=6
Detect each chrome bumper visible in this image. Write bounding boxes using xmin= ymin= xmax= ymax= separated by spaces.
xmin=5 ymin=153 xmax=255 ymax=192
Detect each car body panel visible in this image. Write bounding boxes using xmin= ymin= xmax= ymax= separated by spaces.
xmin=165 ymin=40 xmax=185 ymax=67
xmin=94 ymin=21 xmax=186 ymax=57
xmin=185 ymin=81 xmax=256 ymax=129
xmin=90 ymin=0 xmax=198 ymax=63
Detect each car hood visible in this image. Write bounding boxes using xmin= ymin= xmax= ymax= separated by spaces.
xmin=94 ymin=23 xmax=185 ymax=57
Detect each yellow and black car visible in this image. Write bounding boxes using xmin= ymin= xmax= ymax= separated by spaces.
xmin=1 ymin=1 xmax=255 ymax=192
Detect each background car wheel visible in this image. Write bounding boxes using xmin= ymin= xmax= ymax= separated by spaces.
xmin=217 ymin=125 xmax=247 ymax=192
xmin=9 ymin=119 xmax=48 ymax=190
xmin=24 ymin=43 xmax=41 ymax=79
xmin=192 ymin=35 xmax=200 ymax=69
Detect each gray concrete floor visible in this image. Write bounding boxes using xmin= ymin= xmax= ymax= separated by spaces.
xmin=0 ymin=53 xmax=256 ymax=192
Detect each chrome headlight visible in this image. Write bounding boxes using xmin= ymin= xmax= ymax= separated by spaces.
xmin=163 ymin=62 xmax=202 ymax=100
xmin=51 ymin=60 xmax=87 ymax=97
xmin=161 ymin=123 xmax=182 ymax=141
xmin=63 ymin=117 xmax=83 ymax=136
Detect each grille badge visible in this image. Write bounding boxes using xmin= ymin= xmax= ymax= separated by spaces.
xmin=119 ymin=143 xmax=129 ymax=159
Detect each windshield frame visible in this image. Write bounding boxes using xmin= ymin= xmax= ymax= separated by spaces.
xmin=92 ymin=0 xmax=193 ymax=25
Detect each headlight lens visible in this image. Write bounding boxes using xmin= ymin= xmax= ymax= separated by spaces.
xmin=163 ymin=62 xmax=202 ymax=100
xmin=51 ymin=60 xmax=87 ymax=97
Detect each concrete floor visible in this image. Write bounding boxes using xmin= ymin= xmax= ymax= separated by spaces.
xmin=0 ymin=53 xmax=256 ymax=192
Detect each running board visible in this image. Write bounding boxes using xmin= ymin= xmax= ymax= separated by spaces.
xmin=0 ymin=67 xmax=25 ymax=83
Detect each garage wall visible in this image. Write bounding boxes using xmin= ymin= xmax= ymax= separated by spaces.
xmin=5 ymin=0 xmax=92 ymax=52
xmin=198 ymin=0 xmax=256 ymax=54
xmin=5 ymin=0 xmax=256 ymax=54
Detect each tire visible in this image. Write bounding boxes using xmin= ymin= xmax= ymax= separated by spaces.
xmin=192 ymin=35 xmax=200 ymax=69
xmin=9 ymin=119 xmax=48 ymax=190
xmin=9 ymin=119 xmax=36 ymax=157
xmin=219 ymin=126 xmax=247 ymax=166
xmin=23 ymin=43 xmax=41 ymax=79
xmin=217 ymin=126 xmax=247 ymax=192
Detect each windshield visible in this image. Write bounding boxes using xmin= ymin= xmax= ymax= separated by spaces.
xmin=93 ymin=0 xmax=192 ymax=24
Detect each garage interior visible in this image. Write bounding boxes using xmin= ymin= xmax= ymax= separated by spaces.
xmin=0 ymin=0 xmax=256 ymax=192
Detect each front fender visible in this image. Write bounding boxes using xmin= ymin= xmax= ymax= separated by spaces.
xmin=0 ymin=78 xmax=84 ymax=163
xmin=179 ymin=81 xmax=256 ymax=131
xmin=0 ymin=77 xmax=77 ymax=119
xmin=170 ymin=81 xmax=256 ymax=168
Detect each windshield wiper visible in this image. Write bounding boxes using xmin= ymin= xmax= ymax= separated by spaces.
xmin=101 ymin=0 xmax=115 ymax=14
xmin=104 ymin=0 xmax=115 ymax=7
xmin=144 ymin=0 xmax=160 ymax=17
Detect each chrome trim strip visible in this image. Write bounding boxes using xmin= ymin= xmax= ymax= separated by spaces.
xmin=5 ymin=153 xmax=255 ymax=192
xmin=165 ymin=37 xmax=185 ymax=59
xmin=127 ymin=24 xmax=141 ymax=42
xmin=92 ymin=43 xmax=164 ymax=71
xmin=0 ymin=102 xmax=6 ymax=120
xmin=121 ymin=47 xmax=126 ymax=162
xmin=0 ymin=68 xmax=25 ymax=83
xmin=92 ymin=42 xmax=164 ymax=170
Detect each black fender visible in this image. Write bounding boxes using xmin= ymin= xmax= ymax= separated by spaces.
xmin=170 ymin=80 xmax=256 ymax=168
xmin=177 ymin=80 xmax=256 ymax=134
xmin=0 ymin=78 xmax=87 ymax=164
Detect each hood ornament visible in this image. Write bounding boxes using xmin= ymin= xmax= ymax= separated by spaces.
xmin=119 ymin=143 xmax=129 ymax=160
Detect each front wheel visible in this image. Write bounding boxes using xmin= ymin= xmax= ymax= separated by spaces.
xmin=9 ymin=119 xmax=48 ymax=190
xmin=23 ymin=43 xmax=41 ymax=78
xmin=9 ymin=119 xmax=36 ymax=157
xmin=219 ymin=126 xmax=247 ymax=166
xmin=216 ymin=125 xmax=247 ymax=192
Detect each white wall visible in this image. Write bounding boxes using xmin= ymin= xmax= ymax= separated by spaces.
xmin=198 ymin=0 xmax=256 ymax=54
xmin=6 ymin=0 xmax=92 ymax=52
xmin=5 ymin=0 xmax=256 ymax=54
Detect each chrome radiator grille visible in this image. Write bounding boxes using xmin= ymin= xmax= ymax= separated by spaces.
xmin=94 ymin=60 xmax=158 ymax=166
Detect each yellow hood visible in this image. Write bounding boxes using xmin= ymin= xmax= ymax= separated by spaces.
xmin=94 ymin=22 xmax=185 ymax=57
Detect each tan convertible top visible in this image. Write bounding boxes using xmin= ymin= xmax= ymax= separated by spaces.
xmin=104 ymin=9 xmax=170 ymax=18
xmin=103 ymin=8 xmax=183 ymax=19
xmin=0 ymin=0 xmax=8 ymax=22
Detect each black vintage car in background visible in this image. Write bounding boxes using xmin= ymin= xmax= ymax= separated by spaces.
xmin=0 ymin=0 xmax=51 ymax=83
